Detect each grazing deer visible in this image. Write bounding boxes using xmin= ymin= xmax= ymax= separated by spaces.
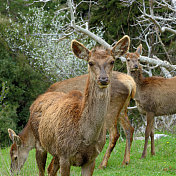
xmin=8 ymin=126 xmax=36 ymax=174
xmin=8 ymin=92 xmax=66 ymax=175
xmin=125 ymin=44 xmax=176 ymax=159
xmin=30 ymin=36 xmax=130 ymax=176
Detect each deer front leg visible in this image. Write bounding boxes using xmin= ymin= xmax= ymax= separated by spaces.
xmin=141 ymin=112 xmax=154 ymax=159
xmin=48 ymin=157 xmax=60 ymax=176
xmin=119 ymin=114 xmax=134 ymax=165
xmin=99 ymin=123 xmax=120 ymax=169
xmin=81 ymin=160 xmax=95 ymax=176
xmin=35 ymin=144 xmax=47 ymax=176
xmin=60 ymin=156 xmax=70 ymax=176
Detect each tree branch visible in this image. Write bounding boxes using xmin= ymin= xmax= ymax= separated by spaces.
xmin=120 ymin=55 xmax=176 ymax=71
xmin=161 ymin=27 xmax=176 ymax=34
xmin=67 ymin=0 xmax=111 ymax=49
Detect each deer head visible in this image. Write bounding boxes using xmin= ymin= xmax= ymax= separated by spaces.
xmin=71 ymin=35 xmax=130 ymax=88
xmin=126 ymin=44 xmax=142 ymax=74
xmin=8 ymin=128 xmax=29 ymax=174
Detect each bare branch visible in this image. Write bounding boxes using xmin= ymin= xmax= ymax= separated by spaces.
xmin=155 ymin=27 xmax=172 ymax=63
xmin=67 ymin=0 xmax=111 ymax=49
xmin=160 ymin=67 xmax=172 ymax=78
xmin=155 ymin=0 xmax=176 ymax=12
xmin=120 ymin=55 xmax=176 ymax=71
xmin=161 ymin=27 xmax=176 ymax=34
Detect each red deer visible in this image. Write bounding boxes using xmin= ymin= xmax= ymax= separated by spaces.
xmin=125 ymin=44 xmax=176 ymax=159
xmin=8 ymin=36 xmax=135 ymax=175
xmin=31 ymin=36 xmax=130 ymax=176
xmin=46 ymin=71 xmax=136 ymax=169
xmin=8 ymin=71 xmax=136 ymax=175
xmin=8 ymin=127 xmax=36 ymax=174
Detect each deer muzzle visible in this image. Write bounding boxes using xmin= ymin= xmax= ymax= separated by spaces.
xmin=98 ymin=76 xmax=109 ymax=88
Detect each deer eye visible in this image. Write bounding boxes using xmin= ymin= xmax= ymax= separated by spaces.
xmin=110 ymin=60 xmax=114 ymax=65
xmin=14 ymin=156 xmax=18 ymax=161
xmin=88 ymin=62 xmax=94 ymax=66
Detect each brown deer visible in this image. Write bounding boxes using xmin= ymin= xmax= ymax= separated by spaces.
xmin=8 ymin=36 xmax=135 ymax=175
xmin=8 ymin=36 xmax=130 ymax=175
xmin=30 ymin=36 xmax=130 ymax=176
xmin=8 ymin=71 xmax=136 ymax=175
xmin=125 ymin=44 xmax=176 ymax=159
xmin=8 ymin=126 xmax=36 ymax=174
xmin=46 ymin=71 xmax=136 ymax=169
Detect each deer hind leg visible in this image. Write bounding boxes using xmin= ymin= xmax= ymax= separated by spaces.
xmin=48 ymin=157 xmax=60 ymax=176
xmin=35 ymin=142 xmax=47 ymax=176
xmin=81 ymin=160 xmax=95 ymax=176
xmin=99 ymin=122 xmax=120 ymax=169
xmin=119 ymin=109 xmax=134 ymax=165
xmin=141 ymin=112 xmax=154 ymax=159
xmin=150 ymin=123 xmax=155 ymax=156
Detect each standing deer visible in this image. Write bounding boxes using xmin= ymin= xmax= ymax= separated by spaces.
xmin=125 ymin=44 xmax=176 ymax=159
xmin=8 ymin=36 xmax=135 ymax=175
xmin=8 ymin=71 xmax=136 ymax=175
xmin=31 ymin=36 xmax=130 ymax=176
xmin=46 ymin=71 xmax=136 ymax=169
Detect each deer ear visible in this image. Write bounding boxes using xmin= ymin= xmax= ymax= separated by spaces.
xmin=111 ymin=35 xmax=130 ymax=58
xmin=8 ymin=128 xmax=22 ymax=146
xmin=71 ymin=40 xmax=90 ymax=61
xmin=136 ymin=44 xmax=142 ymax=55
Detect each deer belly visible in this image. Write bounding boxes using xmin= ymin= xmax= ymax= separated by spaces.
xmin=155 ymin=103 xmax=176 ymax=116
xmin=71 ymin=145 xmax=101 ymax=166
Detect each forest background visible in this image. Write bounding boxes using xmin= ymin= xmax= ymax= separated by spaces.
xmin=0 ymin=0 xmax=176 ymax=146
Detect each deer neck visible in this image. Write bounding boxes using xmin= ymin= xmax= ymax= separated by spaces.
xmin=18 ymin=122 xmax=35 ymax=150
xmin=128 ymin=66 xmax=144 ymax=99
xmin=128 ymin=66 xmax=144 ymax=87
xmin=80 ymin=72 xmax=111 ymax=144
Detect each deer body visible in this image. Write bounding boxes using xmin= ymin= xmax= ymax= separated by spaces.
xmin=126 ymin=44 xmax=176 ymax=158
xmin=31 ymin=37 xmax=130 ymax=176
xmin=47 ymin=71 xmax=136 ymax=167
xmin=133 ymin=71 xmax=176 ymax=115
xmin=37 ymin=84 xmax=108 ymax=168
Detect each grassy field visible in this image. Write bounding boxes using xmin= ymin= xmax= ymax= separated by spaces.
xmin=0 ymin=133 xmax=176 ymax=176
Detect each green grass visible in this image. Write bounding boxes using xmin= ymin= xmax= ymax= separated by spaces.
xmin=0 ymin=134 xmax=176 ymax=176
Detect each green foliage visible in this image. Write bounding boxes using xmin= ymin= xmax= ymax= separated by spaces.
xmin=90 ymin=0 xmax=140 ymax=45
xmin=0 ymin=24 xmax=50 ymax=146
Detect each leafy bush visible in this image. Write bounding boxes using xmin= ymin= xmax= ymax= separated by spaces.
xmin=0 ymin=24 xmax=50 ymax=146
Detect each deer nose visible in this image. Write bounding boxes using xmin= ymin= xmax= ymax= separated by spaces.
xmin=134 ymin=64 xmax=138 ymax=69
xmin=99 ymin=76 xmax=109 ymax=85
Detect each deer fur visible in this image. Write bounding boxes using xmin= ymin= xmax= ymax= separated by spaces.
xmin=31 ymin=36 xmax=130 ymax=176
xmin=8 ymin=36 xmax=134 ymax=175
xmin=125 ymin=44 xmax=176 ymax=158
xmin=8 ymin=70 xmax=136 ymax=175
xmin=46 ymin=71 xmax=136 ymax=169
xmin=8 ymin=71 xmax=136 ymax=175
